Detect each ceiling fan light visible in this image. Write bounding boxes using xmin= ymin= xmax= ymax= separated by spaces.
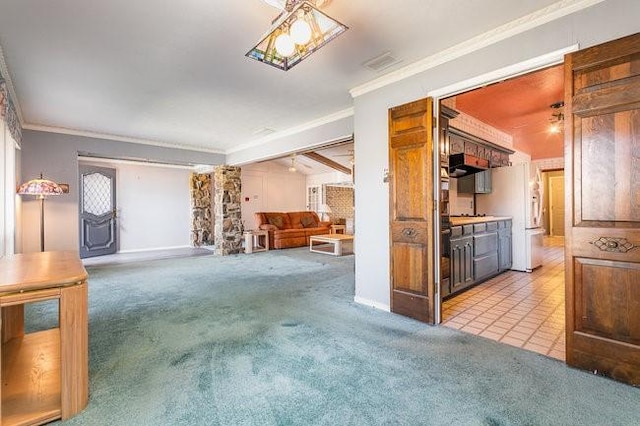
xmin=290 ymin=17 xmax=312 ymax=45
xmin=275 ymin=32 xmax=295 ymax=57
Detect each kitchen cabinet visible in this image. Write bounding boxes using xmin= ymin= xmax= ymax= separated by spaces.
xmin=446 ymin=217 xmax=512 ymax=298
xmin=448 ymin=127 xmax=514 ymax=167
xmin=473 ymin=222 xmax=499 ymax=282
xmin=458 ymin=169 xmax=492 ymax=193
xmin=450 ymin=227 xmax=474 ymax=294
xmin=498 ymin=220 xmax=512 ymax=271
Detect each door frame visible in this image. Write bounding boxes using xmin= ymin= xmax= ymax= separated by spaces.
xmin=426 ymin=44 xmax=578 ymax=324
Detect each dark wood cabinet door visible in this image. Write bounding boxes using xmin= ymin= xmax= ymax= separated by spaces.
xmin=389 ymin=98 xmax=435 ymax=323
xmin=450 ymin=235 xmax=474 ymax=293
xmin=565 ymin=33 xmax=640 ymax=386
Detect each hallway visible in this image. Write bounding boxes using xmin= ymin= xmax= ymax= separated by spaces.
xmin=442 ymin=236 xmax=565 ymax=360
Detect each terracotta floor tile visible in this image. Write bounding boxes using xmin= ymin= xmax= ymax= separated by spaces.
xmin=480 ymin=330 xmax=505 ymax=341
xmin=500 ymin=335 xmax=526 ymax=347
xmin=442 ymin=236 xmax=566 ymax=359
xmin=524 ymin=342 xmax=550 ymax=355
xmin=461 ymin=325 xmax=485 ymax=335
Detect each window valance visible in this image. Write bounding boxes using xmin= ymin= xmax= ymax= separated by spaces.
xmin=0 ymin=77 xmax=22 ymax=144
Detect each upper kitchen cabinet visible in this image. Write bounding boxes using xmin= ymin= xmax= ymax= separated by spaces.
xmin=458 ymin=169 xmax=492 ymax=194
xmin=448 ymin=127 xmax=513 ymax=168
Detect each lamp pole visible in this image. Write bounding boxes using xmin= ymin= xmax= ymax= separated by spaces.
xmin=39 ymin=195 xmax=45 ymax=252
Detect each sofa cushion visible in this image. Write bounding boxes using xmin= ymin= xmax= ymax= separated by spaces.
xmin=301 ymin=215 xmax=316 ymax=228
xmin=267 ymin=215 xmax=284 ymax=229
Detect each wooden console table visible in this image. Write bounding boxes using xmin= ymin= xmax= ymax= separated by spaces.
xmin=0 ymin=251 xmax=89 ymax=425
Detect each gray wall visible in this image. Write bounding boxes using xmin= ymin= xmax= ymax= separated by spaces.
xmin=353 ymin=0 xmax=640 ymax=309
xmin=19 ymin=129 xmax=224 ymax=252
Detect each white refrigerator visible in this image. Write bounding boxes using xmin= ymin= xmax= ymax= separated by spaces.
xmin=476 ymin=163 xmax=544 ymax=272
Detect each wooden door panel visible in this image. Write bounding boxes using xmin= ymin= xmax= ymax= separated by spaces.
xmin=389 ymin=97 xmax=435 ymax=324
xmin=566 ymin=32 xmax=640 ymax=385
xmin=574 ymin=258 xmax=640 ymax=345
xmin=392 ymin=244 xmax=428 ymax=293
xmin=393 ymin=146 xmax=427 ymax=220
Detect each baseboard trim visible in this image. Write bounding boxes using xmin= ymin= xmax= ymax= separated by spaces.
xmin=118 ymin=245 xmax=193 ymax=254
xmin=354 ymin=296 xmax=390 ymax=312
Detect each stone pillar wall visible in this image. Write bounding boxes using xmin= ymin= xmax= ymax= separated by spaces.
xmin=190 ymin=173 xmax=213 ymax=246
xmin=213 ymin=166 xmax=243 ymax=255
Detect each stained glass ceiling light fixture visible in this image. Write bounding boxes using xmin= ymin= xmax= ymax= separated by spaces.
xmin=246 ymin=0 xmax=348 ymax=71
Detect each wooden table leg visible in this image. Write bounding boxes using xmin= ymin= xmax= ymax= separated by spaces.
xmin=59 ymin=282 xmax=89 ymax=419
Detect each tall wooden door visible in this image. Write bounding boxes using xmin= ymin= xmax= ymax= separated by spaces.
xmin=79 ymin=165 xmax=117 ymax=258
xmin=565 ymin=33 xmax=640 ymax=385
xmin=389 ymin=98 xmax=435 ymax=323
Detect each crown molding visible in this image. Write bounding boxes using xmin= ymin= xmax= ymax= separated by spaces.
xmin=22 ymin=123 xmax=225 ymax=154
xmin=349 ymin=0 xmax=605 ymax=98
xmin=0 ymin=44 xmax=24 ymax=124
xmin=225 ymin=106 xmax=354 ymax=154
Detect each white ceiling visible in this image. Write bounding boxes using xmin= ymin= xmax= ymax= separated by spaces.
xmin=0 ymin=0 xmax=566 ymax=154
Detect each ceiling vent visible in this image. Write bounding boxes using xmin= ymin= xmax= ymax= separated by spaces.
xmin=253 ymin=127 xmax=276 ymax=137
xmin=362 ymin=52 xmax=401 ymax=72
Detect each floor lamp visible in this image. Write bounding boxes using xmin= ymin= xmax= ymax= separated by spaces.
xmin=17 ymin=173 xmax=63 ymax=252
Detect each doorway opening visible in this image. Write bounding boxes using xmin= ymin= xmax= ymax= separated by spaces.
xmin=436 ymin=64 xmax=567 ymax=360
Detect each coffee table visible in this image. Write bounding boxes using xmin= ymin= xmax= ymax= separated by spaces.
xmin=309 ymin=234 xmax=354 ymax=256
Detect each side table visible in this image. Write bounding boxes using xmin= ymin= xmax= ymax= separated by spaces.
xmin=330 ymin=224 xmax=346 ymax=234
xmin=244 ymin=230 xmax=269 ymax=254
xmin=0 ymin=251 xmax=89 ymax=425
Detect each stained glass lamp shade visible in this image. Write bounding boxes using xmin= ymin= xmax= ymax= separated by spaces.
xmin=17 ymin=174 xmax=63 ymax=251
xmin=246 ymin=1 xmax=348 ymax=71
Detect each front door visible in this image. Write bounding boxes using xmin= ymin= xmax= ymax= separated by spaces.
xmin=79 ymin=165 xmax=117 ymax=258
xmin=388 ymin=98 xmax=436 ymax=323
xmin=565 ymin=33 xmax=640 ymax=385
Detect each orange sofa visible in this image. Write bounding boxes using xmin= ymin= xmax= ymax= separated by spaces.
xmin=254 ymin=211 xmax=331 ymax=249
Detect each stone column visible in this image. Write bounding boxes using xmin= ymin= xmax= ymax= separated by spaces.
xmin=190 ymin=173 xmax=213 ymax=246
xmin=213 ymin=166 xmax=243 ymax=255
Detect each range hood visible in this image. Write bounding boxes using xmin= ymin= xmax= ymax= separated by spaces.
xmin=449 ymin=153 xmax=489 ymax=177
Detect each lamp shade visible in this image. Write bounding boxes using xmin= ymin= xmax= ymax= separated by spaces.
xmin=17 ymin=174 xmax=63 ymax=197
xmin=317 ymin=203 xmax=331 ymax=214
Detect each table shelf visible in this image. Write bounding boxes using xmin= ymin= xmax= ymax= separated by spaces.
xmin=2 ymin=329 xmax=61 ymax=426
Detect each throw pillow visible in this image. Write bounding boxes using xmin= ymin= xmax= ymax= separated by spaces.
xmin=301 ymin=215 xmax=316 ymax=228
xmin=268 ymin=215 xmax=284 ymax=229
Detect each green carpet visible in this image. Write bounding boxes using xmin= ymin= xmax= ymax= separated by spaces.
xmin=26 ymin=248 xmax=639 ymax=425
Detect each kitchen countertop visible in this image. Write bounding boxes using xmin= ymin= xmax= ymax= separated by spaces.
xmin=449 ymin=216 xmax=512 ymax=226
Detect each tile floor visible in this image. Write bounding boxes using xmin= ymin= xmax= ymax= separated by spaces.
xmin=442 ymin=236 xmax=566 ymax=360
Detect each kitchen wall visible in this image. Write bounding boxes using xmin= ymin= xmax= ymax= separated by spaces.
xmin=352 ymin=0 xmax=639 ymax=311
